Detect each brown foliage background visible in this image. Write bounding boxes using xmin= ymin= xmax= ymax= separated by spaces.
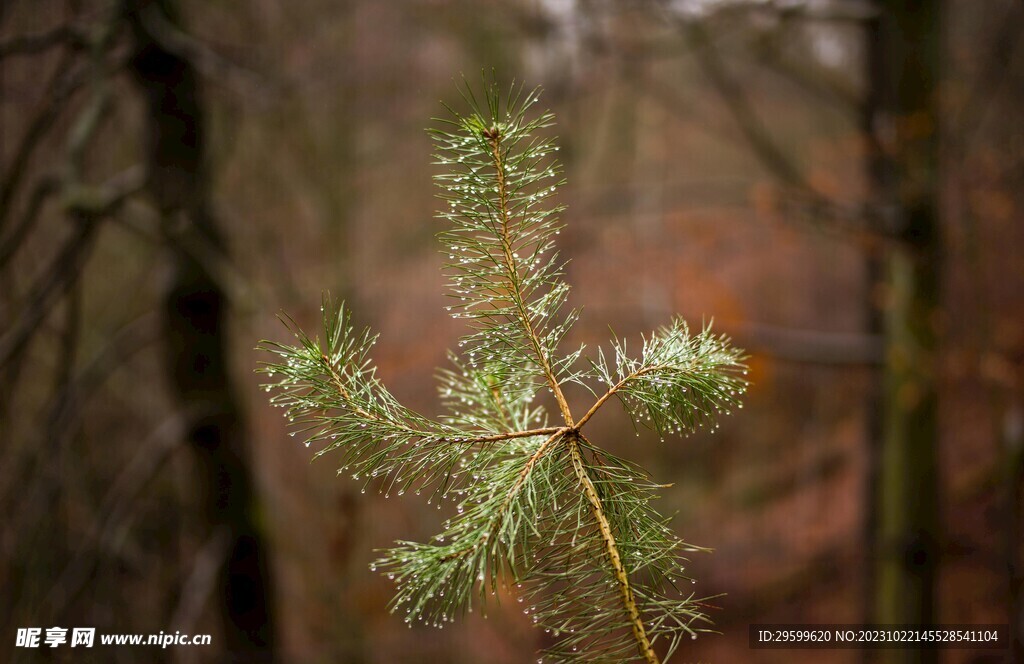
xmin=1 ymin=1 xmax=1022 ymax=662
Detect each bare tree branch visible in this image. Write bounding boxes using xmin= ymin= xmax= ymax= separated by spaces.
xmin=137 ymin=2 xmax=280 ymax=101
xmin=682 ymin=17 xmax=811 ymax=189
xmin=751 ymin=30 xmax=861 ymax=117
xmin=0 ymin=53 xmax=86 ymax=232
xmin=0 ymin=24 xmax=87 ymax=59
xmin=643 ymin=5 xmax=903 ymax=251
xmin=591 ymin=300 xmax=883 ymax=367
xmin=0 ymin=176 xmax=58 ymax=270
xmin=44 ymin=409 xmax=192 ymax=618
xmin=732 ymin=319 xmax=883 ymax=366
xmin=1 ymin=0 xmax=130 ymax=233
xmin=688 ymin=0 xmax=878 ymax=24
xmin=0 ymin=311 xmax=161 ymax=553
xmin=171 ymin=527 xmax=232 ymax=635
xmin=0 ymin=220 xmax=99 ymax=370
xmin=45 ymin=309 xmax=161 ymax=447
xmin=0 ymin=167 xmax=144 ymax=371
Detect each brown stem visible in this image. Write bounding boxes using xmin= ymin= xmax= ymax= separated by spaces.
xmin=575 ymin=377 xmax=632 ymax=430
xmin=486 ymin=131 xmax=575 ymax=426
xmin=440 ymin=428 xmax=569 ymax=562
xmin=320 ymin=353 xmax=561 ymax=445
xmin=568 ymin=435 xmax=658 ymax=664
xmin=573 ymin=365 xmax=663 ymax=430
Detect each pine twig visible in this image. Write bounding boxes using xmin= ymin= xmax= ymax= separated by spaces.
xmin=258 ymin=78 xmax=748 ymax=662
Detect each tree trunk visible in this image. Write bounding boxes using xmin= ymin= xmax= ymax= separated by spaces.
xmin=870 ymin=2 xmax=942 ymax=663
xmin=126 ymin=1 xmax=277 ymax=660
xmin=860 ymin=7 xmax=887 ymax=643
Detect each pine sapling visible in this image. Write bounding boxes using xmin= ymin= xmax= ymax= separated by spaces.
xmin=258 ymin=80 xmax=748 ymax=663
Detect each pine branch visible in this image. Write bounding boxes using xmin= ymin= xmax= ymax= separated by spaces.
xmin=258 ymin=78 xmax=748 ymax=662
xmin=583 ymin=318 xmax=748 ymax=438
xmin=258 ymin=298 xmax=563 ymax=499
xmin=485 ymin=121 xmax=574 ymax=424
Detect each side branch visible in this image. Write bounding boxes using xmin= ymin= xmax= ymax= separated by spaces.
xmin=568 ymin=436 xmax=658 ymax=664
xmin=499 ymin=429 xmax=567 ymax=521
xmin=320 ymin=352 xmax=561 ymax=445
xmin=573 ymin=366 xmax=659 ymax=430
xmin=468 ymin=428 xmax=566 ymax=444
xmin=440 ymin=428 xmax=568 ymax=562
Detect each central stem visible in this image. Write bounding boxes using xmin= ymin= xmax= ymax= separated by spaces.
xmin=486 ymin=129 xmax=575 ymax=427
xmin=569 ymin=435 xmax=659 ymax=664
xmin=486 ymin=123 xmax=656 ymax=661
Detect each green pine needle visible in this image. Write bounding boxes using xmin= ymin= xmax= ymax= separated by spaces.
xmin=257 ymin=77 xmax=748 ymax=663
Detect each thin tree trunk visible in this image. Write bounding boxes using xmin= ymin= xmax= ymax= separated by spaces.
xmin=860 ymin=7 xmax=887 ymax=646
xmin=1003 ymin=403 xmax=1024 ymax=663
xmin=871 ymin=3 xmax=942 ymax=664
xmin=126 ymin=1 xmax=276 ymax=660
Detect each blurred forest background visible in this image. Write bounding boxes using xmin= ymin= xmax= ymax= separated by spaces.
xmin=2 ymin=0 xmax=1023 ymax=662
